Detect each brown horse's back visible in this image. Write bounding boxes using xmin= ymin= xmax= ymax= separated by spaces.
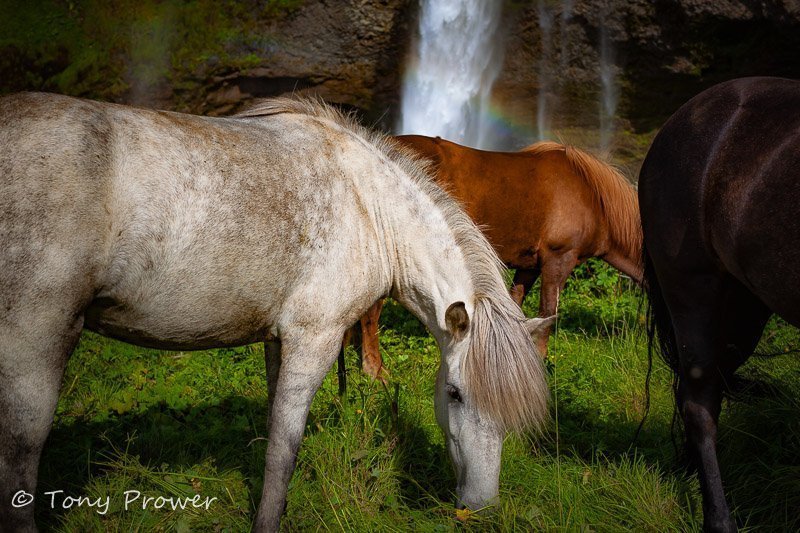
xmin=343 ymin=135 xmax=639 ymax=367
xmin=394 ymin=135 xmax=604 ymax=270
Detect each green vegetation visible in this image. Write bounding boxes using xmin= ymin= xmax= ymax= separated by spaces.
xmin=36 ymin=260 xmax=800 ymax=531
xmin=0 ymin=0 xmax=303 ymax=106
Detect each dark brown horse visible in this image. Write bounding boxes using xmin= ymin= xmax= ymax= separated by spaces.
xmin=640 ymin=77 xmax=800 ymax=532
xmin=344 ymin=135 xmax=642 ymax=382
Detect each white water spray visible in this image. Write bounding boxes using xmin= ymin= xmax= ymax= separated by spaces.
xmin=559 ymin=0 xmax=574 ymax=72
xmin=598 ymin=5 xmax=618 ymax=153
xmin=397 ymin=0 xmax=505 ymax=148
xmin=536 ymin=0 xmax=573 ymax=141
xmin=536 ymin=0 xmax=554 ymax=141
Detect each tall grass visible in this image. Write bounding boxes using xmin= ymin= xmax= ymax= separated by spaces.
xmin=36 ymin=260 xmax=799 ymax=531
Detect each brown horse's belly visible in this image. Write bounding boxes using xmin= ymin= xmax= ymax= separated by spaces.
xmin=488 ymin=234 xmax=541 ymax=269
xmin=455 ymin=191 xmax=547 ymax=269
xmin=468 ymin=198 xmax=598 ymax=270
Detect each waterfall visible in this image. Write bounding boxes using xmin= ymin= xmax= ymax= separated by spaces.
xmin=559 ymin=0 xmax=574 ymax=72
xmin=598 ymin=4 xmax=618 ymax=153
xmin=397 ymin=0 xmax=505 ymax=149
xmin=536 ymin=0 xmax=554 ymax=141
xmin=536 ymin=0 xmax=573 ymax=142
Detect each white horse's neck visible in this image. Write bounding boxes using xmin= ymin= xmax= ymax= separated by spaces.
xmin=377 ymin=174 xmax=475 ymax=339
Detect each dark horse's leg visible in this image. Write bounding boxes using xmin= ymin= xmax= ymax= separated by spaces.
xmin=510 ymin=268 xmax=540 ymax=307
xmin=336 ymin=321 xmax=363 ymax=395
xmin=336 ymin=339 xmax=348 ymax=395
xmin=717 ymin=283 xmax=771 ymax=380
xmin=662 ymin=273 xmax=731 ymax=532
xmin=336 ymin=299 xmax=387 ymax=392
xmin=663 ymin=274 xmax=769 ymax=533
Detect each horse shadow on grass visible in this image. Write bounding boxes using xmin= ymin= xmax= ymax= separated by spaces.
xmin=38 ymin=362 xmax=799 ymax=530
xmin=37 ymin=389 xmax=457 ymax=528
xmin=37 ymin=395 xmax=269 ymax=527
xmin=318 ymin=377 xmax=458 ymax=510
xmin=545 ymin=358 xmax=800 ymax=530
xmin=392 ymin=415 xmax=456 ymax=509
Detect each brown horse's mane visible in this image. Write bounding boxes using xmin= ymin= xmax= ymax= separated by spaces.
xmin=522 ymin=141 xmax=641 ymax=264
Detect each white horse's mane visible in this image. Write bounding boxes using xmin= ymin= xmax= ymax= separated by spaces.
xmin=236 ymin=98 xmax=548 ymax=432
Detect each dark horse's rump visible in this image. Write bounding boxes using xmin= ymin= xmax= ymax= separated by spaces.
xmin=640 ymin=77 xmax=800 ymax=532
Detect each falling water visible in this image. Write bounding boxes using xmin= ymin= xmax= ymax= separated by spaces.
xmin=598 ymin=5 xmax=618 ymax=153
xmin=559 ymin=0 xmax=574 ymax=72
xmin=397 ymin=0 xmax=504 ymax=148
xmin=536 ymin=0 xmax=573 ymax=141
xmin=536 ymin=0 xmax=554 ymax=141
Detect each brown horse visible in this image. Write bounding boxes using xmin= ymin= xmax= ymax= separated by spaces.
xmin=346 ymin=135 xmax=642 ymax=381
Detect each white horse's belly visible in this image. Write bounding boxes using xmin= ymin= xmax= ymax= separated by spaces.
xmin=83 ymin=291 xmax=274 ymax=351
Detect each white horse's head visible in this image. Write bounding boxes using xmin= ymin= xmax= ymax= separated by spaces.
xmin=359 ymin=136 xmax=553 ymax=513
xmin=433 ymin=299 xmax=553 ymax=510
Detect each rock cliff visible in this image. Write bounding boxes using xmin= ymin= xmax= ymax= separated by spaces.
xmin=2 ymin=0 xmax=798 ymax=154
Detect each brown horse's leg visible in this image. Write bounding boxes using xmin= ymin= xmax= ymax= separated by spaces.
xmin=536 ymin=252 xmax=578 ymax=358
xmin=360 ymin=299 xmax=386 ymax=382
xmin=510 ymin=268 xmax=540 ymax=307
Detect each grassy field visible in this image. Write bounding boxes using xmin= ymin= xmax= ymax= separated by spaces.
xmin=36 ymin=260 xmax=800 ymax=531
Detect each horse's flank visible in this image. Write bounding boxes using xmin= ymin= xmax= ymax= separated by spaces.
xmin=522 ymin=141 xmax=641 ymax=276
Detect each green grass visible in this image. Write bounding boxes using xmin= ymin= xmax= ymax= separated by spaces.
xmin=36 ymin=260 xmax=800 ymax=531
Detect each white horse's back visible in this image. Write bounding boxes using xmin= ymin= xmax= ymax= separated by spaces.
xmin=2 ymin=93 xmax=391 ymax=349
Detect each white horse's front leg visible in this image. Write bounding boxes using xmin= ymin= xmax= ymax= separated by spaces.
xmin=254 ymin=331 xmax=341 ymax=532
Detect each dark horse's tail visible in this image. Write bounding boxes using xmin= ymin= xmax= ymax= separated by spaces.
xmin=643 ymin=246 xmax=680 ymax=375
xmin=639 ymin=243 xmax=683 ymax=446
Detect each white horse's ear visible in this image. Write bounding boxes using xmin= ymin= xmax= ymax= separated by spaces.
xmin=445 ymin=301 xmax=470 ymax=340
xmin=524 ymin=315 xmax=557 ymax=340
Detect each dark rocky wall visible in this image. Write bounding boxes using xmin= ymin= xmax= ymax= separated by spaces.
xmin=498 ymin=0 xmax=800 ymax=134
xmin=2 ymin=0 xmax=799 ymax=139
xmin=193 ymin=0 xmax=416 ymax=124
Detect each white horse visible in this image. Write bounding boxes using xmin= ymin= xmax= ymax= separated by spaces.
xmin=0 ymin=93 xmax=549 ymax=531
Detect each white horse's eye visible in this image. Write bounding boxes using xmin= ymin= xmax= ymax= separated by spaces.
xmin=446 ymin=383 xmax=463 ymax=403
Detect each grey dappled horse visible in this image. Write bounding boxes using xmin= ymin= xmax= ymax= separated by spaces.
xmin=0 ymin=93 xmax=549 ymax=531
